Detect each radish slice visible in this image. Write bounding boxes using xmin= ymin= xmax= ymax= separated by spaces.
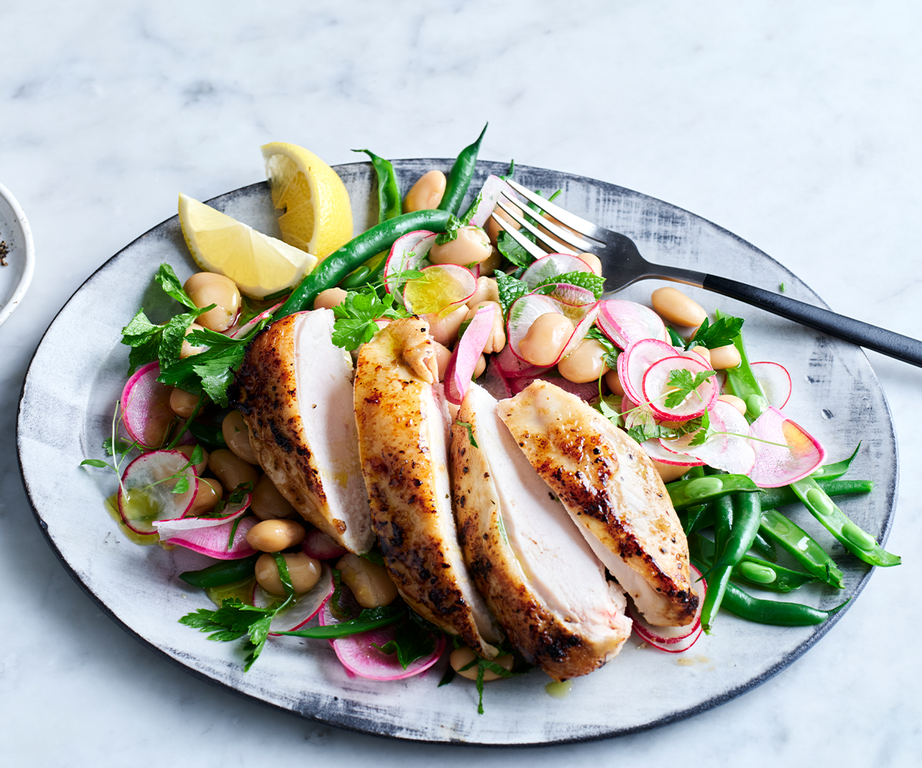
xmin=629 ymin=565 xmax=706 ymax=653
xmin=159 ymin=515 xmax=258 ymax=559
xmin=521 ymin=253 xmax=593 ymax=289
xmin=403 ymin=264 xmax=476 ymax=315
xmin=748 ymin=407 xmax=827 ymax=487
xmin=642 ymin=355 xmax=718 ymax=421
xmin=508 ymin=373 xmax=599 ymax=402
xmin=661 ymin=400 xmax=756 ymax=475
xmin=121 ymin=361 xmax=175 ymax=449
xmin=252 ymin=564 xmax=335 ymax=634
xmin=492 ymin=344 xmax=552 ymax=380
xmin=320 ymin=601 xmax=446 ymax=681
xmin=750 ymin=361 xmax=793 ymax=410
xmin=384 ymin=230 xmax=437 ymax=296
xmin=117 ymin=449 xmax=198 ymax=536
xmin=617 ymin=338 xmax=681 ymax=405
xmin=444 ymin=303 xmax=497 ymax=405
xmin=597 ymin=300 xmax=668 ymax=349
xmin=506 ymin=293 xmax=600 ymax=365
xmin=641 ymin=438 xmax=706 ymax=467
xmin=302 ymin=528 xmax=349 ymax=560
xmin=152 ymin=492 xmax=251 ymax=540
xmin=467 ymin=175 xmax=524 ymax=228
xmin=224 ymin=302 xmax=283 ymax=340
xmin=541 ymin=282 xmax=597 ymax=308
xmin=480 ymin=356 xmax=515 ymax=400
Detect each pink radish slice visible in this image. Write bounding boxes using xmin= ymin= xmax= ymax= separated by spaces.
xmin=750 ymin=361 xmax=793 ymax=409
xmin=661 ymin=400 xmax=756 ymax=475
xmin=597 ymin=300 xmax=668 ymax=349
xmin=159 ymin=515 xmax=258 ymax=559
xmin=224 ymin=302 xmax=283 ymax=339
xmin=467 ymin=175 xmax=525 ymax=228
xmin=541 ymin=282 xmax=597 ymax=308
xmin=252 ymin=564 xmax=335 ymax=634
xmin=444 ymin=303 xmax=497 ymax=405
xmin=641 ymin=439 xmax=706 ymax=467
xmin=121 ymin=361 xmax=175 ymax=449
xmin=152 ymin=492 xmax=251 ymax=540
xmin=384 ymin=230 xmax=437 ymax=297
xmin=480 ymin=356 xmax=514 ymax=400
xmin=521 ymin=253 xmax=593 ymax=289
xmin=642 ymin=355 xmax=718 ymax=421
xmin=506 ymin=294 xmax=600 ymax=365
xmin=402 ymin=264 xmax=476 ymax=315
xmin=629 ymin=565 xmax=706 ymax=652
xmin=617 ymin=337 xmax=681 ymax=405
xmin=302 ymin=528 xmax=349 ymax=560
xmin=492 ymin=344 xmax=551 ymax=379
xmin=747 ymin=407 xmax=827 ymax=487
xmin=320 ymin=602 xmax=446 ymax=681
xmin=117 ymin=449 xmax=198 ymax=536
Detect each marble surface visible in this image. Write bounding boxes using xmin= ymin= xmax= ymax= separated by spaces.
xmin=2 ymin=0 xmax=920 ymax=763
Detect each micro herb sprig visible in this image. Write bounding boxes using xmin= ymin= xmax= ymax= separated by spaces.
xmin=331 ymin=286 xmax=409 ymax=351
xmin=79 ymin=401 xmax=139 ymax=495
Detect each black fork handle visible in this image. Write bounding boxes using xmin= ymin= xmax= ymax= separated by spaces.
xmin=703 ymin=274 xmax=922 ymax=367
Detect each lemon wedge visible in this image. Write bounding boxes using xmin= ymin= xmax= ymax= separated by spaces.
xmin=178 ymin=194 xmax=318 ymax=299
xmin=261 ymin=142 xmax=354 ymax=260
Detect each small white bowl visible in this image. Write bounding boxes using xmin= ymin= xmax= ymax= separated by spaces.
xmin=0 ymin=182 xmax=35 ymax=327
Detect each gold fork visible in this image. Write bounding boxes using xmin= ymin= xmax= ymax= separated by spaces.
xmin=494 ymin=178 xmax=922 ymax=367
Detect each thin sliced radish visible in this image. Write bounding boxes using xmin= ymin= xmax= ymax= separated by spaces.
xmin=506 ymin=294 xmax=599 ymax=365
xmin=750 ymin=361 xmax=793 ymax=410
xmin=541 ymin=282 xmax=597 ymax=308
xmin=403 ymin=264 xmax=476 ymax=315
xmin=152 ymin=492 xmax=251 ymax=540
xmin=492 ymin=344 xmax=552 ymax=380
xmin=302 ymin=528 xmax=349 ymax=560
xmin=121 ymin=361 xmax=175 ymax=449
xmin=748 ymin=407 xmax=827 ymax=487
xmin=320 ymin=601 xmax=446 ymax=681
xmin=521 ymin=253 xmax=593 ymax=289
xmin=117 ymin=449 xmax=198 ymax=536
xmin=159 ymin=515 xmax=258 ymax=559
xmin=224 ymin=302 xmax=283 ymax=340
xmin=642 ymin=355 xmax=718 ymax=421
xmin=252 ymin=564 xmax=334 ymax=634
xmin=444 ymin=303 xmax=497 ymax=405
xmin=661 ymin=400 xmax=756 ymax=474
xmin=384 ymin=230 xmax=437 ymax=296
xmin=467 ymin=175 xmax=524 ymax=228
xmin=597 ymin=300 xmax=668 ymax=349
xmin=629 ymin=565 xmax=706 ymax=653
xmin=617 ymin=337 xmax=680 ymax=405
xmin=641 ymin=438 xmax=706 ymax=467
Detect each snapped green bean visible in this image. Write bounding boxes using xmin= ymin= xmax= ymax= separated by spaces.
xmin=666 ymin=473 xmax=762 ymax=510
xmin=760 ymin=508 xmax=845 ymax=589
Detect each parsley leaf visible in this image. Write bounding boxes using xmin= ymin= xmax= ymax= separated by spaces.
xmin=688 ymin=315 xmax=744 ymax=350
xmin=584 ymin=326 xmax=619 ymax=368
xmin=154 ymin=264 xmax=198 ymax=309
xmin=332 ymin=288 xmax=408 ymax=351
xmin=456 ymin=420 xmax=479 ymax=448
xmin=663 ymin=369 xmax=717 ymax=408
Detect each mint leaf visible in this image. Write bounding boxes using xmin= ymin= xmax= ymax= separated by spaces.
xmin=495 ymin=273 xmax=529 ymax=315
xmin=495 ymin=230 xmax=533 ymax=269
xmin=533 ymin=270 xmax=605 ymax=299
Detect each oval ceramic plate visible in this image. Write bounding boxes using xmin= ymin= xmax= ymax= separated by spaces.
xmin=17 ymin=161 xmax=898 ymax=745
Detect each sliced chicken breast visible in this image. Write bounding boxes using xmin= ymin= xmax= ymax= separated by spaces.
xmin=498 ymin=380 xmax=698 ymax=627
xmin=452 ymin=384 xmax=632 ymax=681
xmin=354 ymin=318 xmax=502 ymax=657
xmin=229 ymin=309 xmax=374 ymax=554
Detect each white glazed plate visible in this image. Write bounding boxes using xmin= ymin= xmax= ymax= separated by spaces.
xmin=0 ymin=182 xmax=36 ymax=327
xmin=17 ymin=161 xmax=898 ymax=745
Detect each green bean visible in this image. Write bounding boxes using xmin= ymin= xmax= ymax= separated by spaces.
xmin=276 ymin=209 xmax=451 ymax=317
xmin=811 ymin=443 xmax=862 ymax=480
xmin=699 ymin=493 xmax=734 ymax=632
xmin=720 ymin=582 xmax=847 ymax=626
xmin=758 ymin=478 xmax=873 ymax=509
xmin=438 ymin=123 xmax=488 ymax=215
xmin=666 ymin=473 xmax=762 ymax=510
xmin=790 ymin=476 xmax=900 ymax=568
xmin=716 ymin=491 xmax=763 ymax=570
xmin=691 ymin=535 xmax=815 ymax=593
xmin=338 ymin=250 xmax=389 ymax=291
xmin=760 ymin=508 xmax=845 ymax=588
xmin=354 ymin=149 xmax=402 ymax=223
xmin=180 ymin=555 xmax=258 ymax=588
xmin=750 ymin=531 xmax=778 ymax=562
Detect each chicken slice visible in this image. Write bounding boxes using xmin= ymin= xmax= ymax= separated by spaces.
xmin=452 ymin=384 xmax=632 ymax=681
xmin=354 ymin=318 xmax=502 ymax=657
xmin=498 ymin=380 xmax=698 ymax=627
xmin=229 ymin=309 xmax=374 ymax=554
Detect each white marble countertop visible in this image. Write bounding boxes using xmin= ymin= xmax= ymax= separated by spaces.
xmin=2 ymin=0 xmax=920 ymax=763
